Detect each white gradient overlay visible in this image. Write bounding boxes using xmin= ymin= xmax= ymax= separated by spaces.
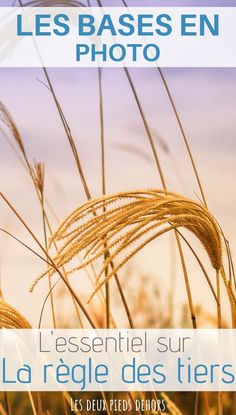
xmin=0 ymin=7 xmax=235 ymax=67
xmin=0 ymin=329 xmax=236 ymax=391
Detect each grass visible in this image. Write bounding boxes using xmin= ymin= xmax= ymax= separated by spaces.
xmin=0 ymin=1 xmax=235 ymax=414
xmin=35 ymin=190 xmax=222 ymax=294
xmin=0 ymin=297 xmax=31 ymax=328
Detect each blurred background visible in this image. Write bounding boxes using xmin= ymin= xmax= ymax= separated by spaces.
xmin=0 ymin=66 xmax=235 ymax=327
xmin=0 ymin=0 xmax=235 ymax=330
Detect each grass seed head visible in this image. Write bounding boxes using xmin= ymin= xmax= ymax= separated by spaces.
xmin=33 ymin=190 xmax=222 ymax=296
xmin=0 ymin=101 xmax=25 ymax=155
xmin=0 ymin=300 xmax=31 ymax=329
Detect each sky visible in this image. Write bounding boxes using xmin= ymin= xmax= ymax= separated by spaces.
xmin=0 ymin=66 xmax=235 ymax=327
xmin=0 ymin=1 xmax=235 ymax=328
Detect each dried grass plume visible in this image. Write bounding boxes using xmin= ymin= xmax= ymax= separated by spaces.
xmin=33 ymin=190 xmax=223 ymax=301
xmin=0 ymin=299 xmax=31 ymax=329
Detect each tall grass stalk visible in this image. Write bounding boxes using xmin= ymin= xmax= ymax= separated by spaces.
xmin=120 ymin=67 xmax=198 ymax=329
xmin=0 ymin=192 xmax=96 ymax=329
xmin=98 ymin=67 xmax=134 ymax=329
xmin=16 ymin=0 xmax=135 ymax=327
xmin=33 ymin=162 xmax=57 ymax=329
xmin=92 ymin=0 xmax=198 ymax=331
xmin=0 ymin=102 xmax=85 ymax=330
xmin=0 ymin=401 xmax=7 ymax=415
xmin=121 ymin=0 xmax=207 ymax=208
xmin=0 ymin=102 xmax=58 ymax=331
xmin=0 ymin=200 xmax=113 ymax=415
xmin=98 ymin=67 xmax=110 ymax=328
xmin=106 ymin=4 xmax=231 ymax=410
xmin=38 ymin=57 xmax=134 ymax=329
xmin=3 ymin=393 xmax=11 ymax=415
xmin=40 ymin=64 xmax=134 ymax=329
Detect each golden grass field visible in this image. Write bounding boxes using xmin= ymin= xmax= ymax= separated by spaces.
xmin=0 ymin=1 xmax=236 ymax=414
